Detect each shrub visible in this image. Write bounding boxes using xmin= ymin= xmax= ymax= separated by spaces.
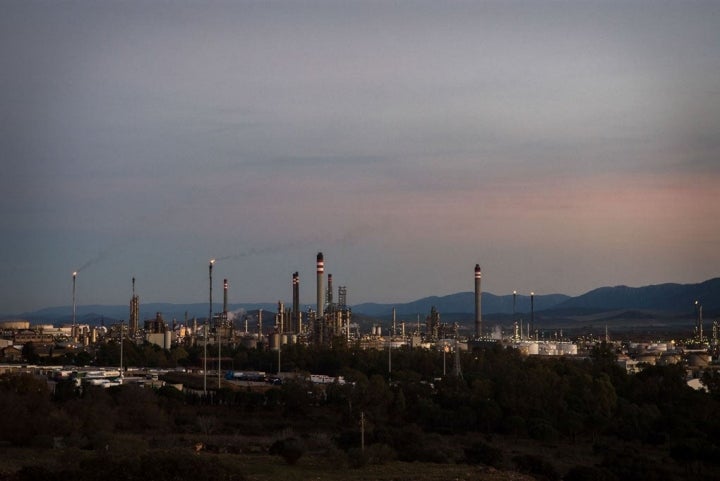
xmin=564 ymin=465 xmax=619 ymax=481
xmin=463 ymin=440 xmax=503 ymax=468
xmin=368 ymin=443 xmax=397 ymax=465
xmin=513 ymin=454 xmax=560 ymax=481
xmin=527 ymin=418 xmax=560 ymax=442
xmin=347 ymin=443 xmax=397 ymax=468
xmin=347 ymin=447 xmax=369 ymax=468
xmin=269 ymin=437 xmax=306 ymax=465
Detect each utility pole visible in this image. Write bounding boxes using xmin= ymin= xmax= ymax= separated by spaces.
xmin=119 ymin=320 xmax=124 ymax=382
xmin=205 ymin=259 xmax=214 ymax=396
xmin=388 ymin=329 xmax=392 ymax=378
xmin=360 ymin=411 xmax=365 ymax=453
xmin=443 ymin=343 xmax=447 ymax=376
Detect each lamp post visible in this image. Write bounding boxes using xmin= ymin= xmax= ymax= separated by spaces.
xmin=277 ymin=336 xmax=282 ymax=375
xmin=72 ymin=272 xmax=77 ymax=341
xmin=205 ymin=259 xmax=215 ymax=395
xmin=530 ymin=291 xmax=535 ymax=340
xmin=388 ymin=328 xmax=392 ymax=377
xmin=512 ymin=290 xmax=517 ymax=339
xmin=119 ymin=321 xmax=124 ymax=382
xmin=443 ymin=343 xmax=448 ymax=376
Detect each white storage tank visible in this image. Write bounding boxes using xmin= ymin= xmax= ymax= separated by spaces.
xmin=559 ymin=342 xmax=578 ymax=355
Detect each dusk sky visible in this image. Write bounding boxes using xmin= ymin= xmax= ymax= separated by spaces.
xmin=2 ymin=1 xmax=719 ymax=315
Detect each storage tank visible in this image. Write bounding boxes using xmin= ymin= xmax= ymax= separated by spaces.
xmin=658 ymin=353 xmax=681 ymax=365
xmin=687 ymin=353 xmax=710 ymax=367
xmin=269 ymin=332 xmax=280 ymax=350
xmin=0 ymin=320 xmax=30 ymax=330
xmin=241 ymin=336 xmax=257 ymax=350
xmin=636 ymin=354 xmax=658 ymax=365
xmin=559 ymin=342 xmax=578 ymax=355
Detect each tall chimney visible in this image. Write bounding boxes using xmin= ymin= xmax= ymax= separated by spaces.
xmin=129 ymin=277 xmax=139 ymax=336
xmin=277 ymin=301 xmax=285 ymax=333
xmin=223 ymin=279 xmax=228 ymax=314
xmin=292 ymin=272 xmax=299 ymax=333
xmin=327 ymin=273 xmax=333 ymax=308
xmin=474 ymin=264 xmax=482 ymax=339
xmin=316 ymin=252 xmax=325 ymax=318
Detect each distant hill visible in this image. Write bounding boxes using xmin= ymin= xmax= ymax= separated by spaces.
xmin=353 ymin=292 xmax=570 ymax=318
xmin=4 ymin=278 xmax=717 ymax=325
xmin=552 ymin=278 xmax=720 ymax=313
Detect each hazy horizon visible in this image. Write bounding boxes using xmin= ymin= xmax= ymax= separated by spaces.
xmin=2 ymin=1 xmax=719 ymax=313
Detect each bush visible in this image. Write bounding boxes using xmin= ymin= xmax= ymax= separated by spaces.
xmin=527 ymin=418 xmax=560 ymax=442
xmin=368 ymin=443 xmax=397 ymax=465
xmin=347 ymin=447 xmax=369 ymax=468
xmin=513 ymin=454 xmax=560 ymax=481
xmin=564 ymin=465 xmax=619 ymax=481
xmin=269 ymin=437 xmax=306 ymax=465
xmin=13 ymin=450 xmax=245 ymax=481
xmin=399 ymin=432 xmax=459 ymax=464
xmin=463 ymin=440 xmax=503 ymax=468
xmin=347 ymin=443 xmax=397 ymax=468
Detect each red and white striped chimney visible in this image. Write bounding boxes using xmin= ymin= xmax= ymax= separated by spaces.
xmin=316 ymin=252 xmax=324 ymax=318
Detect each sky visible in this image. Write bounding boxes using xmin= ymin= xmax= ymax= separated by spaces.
xmin=1 ymin=0 xmax=719 ymax=314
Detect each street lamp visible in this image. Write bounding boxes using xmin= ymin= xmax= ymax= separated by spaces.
xmin=119 ymin=320 xmax=124 ymax=382
xmin=205 ymin=259 xmax=215 ymax=395
xmin=72 ymin=272 xmax=77 ymax=341
xmin=530 ymin=291 xmax=535 ymax=340
xmin=388 ymin=328 xmax=392 ymax=377
xmin=512 ymin=290 xmax=517 ymax=339
xmin=443 ymin=342 xmax=449 ymax=376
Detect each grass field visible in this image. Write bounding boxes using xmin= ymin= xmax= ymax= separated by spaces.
xmin=0 ymin=443 xmax=537 ymax=481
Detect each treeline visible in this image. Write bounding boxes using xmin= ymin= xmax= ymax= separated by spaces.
xmin=3 ymin=343 xmax=720 ymax=480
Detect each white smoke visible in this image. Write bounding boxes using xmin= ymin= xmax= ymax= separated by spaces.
xmin=227 ymin=308 xmax=246 ymax=323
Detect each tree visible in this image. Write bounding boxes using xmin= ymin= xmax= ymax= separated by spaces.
xmin=269 ymin=437 xmax=306 ymax=465
xmin=0 ymin=373 xmax=54 ymax=445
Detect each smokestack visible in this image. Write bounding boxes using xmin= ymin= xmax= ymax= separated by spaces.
xmin=327 ymin=273 xmax=333 ymax=308
xmin=474 ymin=264 xmax=482 ymax=339
xmin=292 ymin=272 xmax=299 ymax=333
xmin=278 ymin=301 xmax=284 ymax=333
xmin=130 ymin=277 xmax=139 ymax=336
xmin=316 ymin=252 xmax=324 ymax=318
xmin=258 ymin=309 xmax=263 ymax=339
xmin=223 ymin=279 xmax=228 ymax=319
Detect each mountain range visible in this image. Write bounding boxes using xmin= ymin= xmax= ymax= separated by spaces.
xmin=2 ymin=278 xmax=718 ymax=326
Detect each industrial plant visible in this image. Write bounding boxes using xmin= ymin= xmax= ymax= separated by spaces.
xmin=2 ymin=253 xmax=720 ymax=481
xmin=2 ymin=252 xmax=718 ymax=395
